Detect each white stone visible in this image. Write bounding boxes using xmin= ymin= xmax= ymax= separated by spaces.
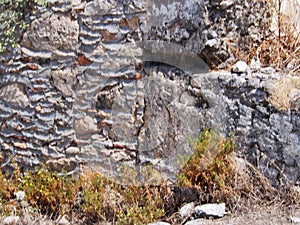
xmin=180 ymin=202 xmax=195 ymax=218
xmin=205 ymin=39 xmax=218 ymax=48
xmin=220 ymin=0 xmax=234 ymax=9
xmin=74 ymin=116 xmax=98 ymax=136
xmin=13 ymin=142 xmax=27 ymax=149
xmin=232 ymin=60 xmax=250 ymax=73
xmin=185 ymin=219 xmax=205 ymax=225
xmin=0 ymin=83 xmax=29 ymax=108
xmin=66 ymin=147 xmax=80 ymax=155
xmin=111 ymin=151 xmax=130 ymax=162
xmin=291 ymin=217 xmax=300 ymax=224
xmin=194 ymin=203 xmax=226 ymax=218
xmin=14 ymin=191 xmax=25 ymax=201
xmin=56 ymin=215 xmax=70 ymax=225
xmin=148 ymin=222 xmax=171 ymax=225
xmin=3 ymin=216 xmax=20 ymax=225
xmin=250 ymin=57 xmax=261 ymax=71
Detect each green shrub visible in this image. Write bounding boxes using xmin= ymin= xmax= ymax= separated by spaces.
xmin=18 ymin=167 xmax=79 ymax=215
xmin=0 ymin=0 xmax=47 ymax=53
xmin=79 ymin=171 xmax=166 ymax=224
xmin=177 ymin=129 xmax=236 ymax=197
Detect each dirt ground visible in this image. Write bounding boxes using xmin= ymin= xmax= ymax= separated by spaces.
xmin=184 ymin=205 xmax=300 ymax=225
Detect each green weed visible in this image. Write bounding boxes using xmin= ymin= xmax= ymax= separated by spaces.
xmin=0 ymin=0 xmax=47 ymax=53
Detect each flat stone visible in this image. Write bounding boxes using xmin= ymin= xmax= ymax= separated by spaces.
xmin=194 ymin=203 xmax=226 ymax=218
xmin=50 ymin=67 xmax=77 ymax=96
xmin=13 ymin=142 xmax=27 ymax=149
xmin=185 ymin=219 xmax=205 ymax=225
xmin=147 ymin=222 xmax=171 ymax=225
xmin=66 ymin=147 xmax=80 ymax=155
xmin=22 ymin=12 xmax=79 ymax=52
xmin=220 ymin=0 xmax=234 ymax=9
xmin=0 ymin=83 xmax=29 ymax=108
xmin=46 ymin=158 xmax=76 ymax=172
xmin=74 ymin=116 xmax=98 ymax=136
xmin=110 ymin=151 xmax=130 ymax=162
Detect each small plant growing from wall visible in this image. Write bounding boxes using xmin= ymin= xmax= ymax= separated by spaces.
xmin=0 ymin=0 xmax=47 ymax=53
xmin=177 ymin=128 xmax=237 ymax=202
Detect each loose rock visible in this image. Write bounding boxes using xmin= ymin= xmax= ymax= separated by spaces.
xmin=148 ymin=222 xmax=171 ymax=225
xmin=180 ymin=202 xmax=195 ymax=218
xmin=194 ymin=203 xmax=226 ymax=218
xmin=3 ymin=216 xmax=20 ymax=225
xmin=185 ymin=219 xmax=205 ymax=225
xmin=291 ymin=217 xmax=300 ymax=224
xmin=231 ymin=60 xmax=250 ymax=74
xmin=66 ymin=146 xmax=80 ymax=155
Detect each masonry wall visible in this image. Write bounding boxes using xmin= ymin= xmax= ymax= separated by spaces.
xmin=0 ymin=0 xmax=299 ymax=186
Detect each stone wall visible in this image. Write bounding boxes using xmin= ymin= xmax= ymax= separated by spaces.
xmin=0 ymin=0 xmax=299 ymax=186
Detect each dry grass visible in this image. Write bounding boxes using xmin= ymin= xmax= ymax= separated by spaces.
xmin=176 ymin=129 xmax=278 ymax=212
xmin=267 ymin=76 xmax=300 ymax=110
xmin=255 ymin=12 xmax=300 ymax=74
xmin=207 ymin=0 xmax=300 ymax=74
xmin=259 ymin=0 xmax=299 ymax=73
xmin=0 ymin=166 xmax=169 ymax=225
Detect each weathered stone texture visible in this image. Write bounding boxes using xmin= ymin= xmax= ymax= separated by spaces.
xmin=0 ymin=83 xmax=29 ymax=108
xmin=192 ymin=72 xmax=300 ymax=186
xmin=0 ymin=0 xmax=299 ymax=186
xmin=22 ymin=12 xmax=79 ymax=53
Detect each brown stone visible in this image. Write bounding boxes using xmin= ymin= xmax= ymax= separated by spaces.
xmin=13 ymin=142 xmax=27 ymax=149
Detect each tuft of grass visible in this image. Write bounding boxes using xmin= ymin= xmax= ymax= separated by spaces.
xmin=18 ymin=167 xmax=79 ymax=216
xmin=79 ymin=171 xmax=167 ymax=224
xmin=267 ymin=77 xmax=300 ymax=110
xmin=177 ymin=129 xmax=237 ymax=203
xmin=256 ymin=12 xmax=300 ymax=73
xmin=247 ymin=0 xmax=300 ymax=73
xmin=0 ymin=165 xmax=168 ymax=224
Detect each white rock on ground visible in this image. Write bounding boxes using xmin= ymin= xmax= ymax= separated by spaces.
xmin=180 ymin=202 xmax=195 ymax=218
xmin=194 ymin=203 xmax=226 ymax=218
xmin=147 ymin=222 xmax=171 ymax=225
xmin=291 ymin=217 xmax=300 ymax=224
xmin=185 ymin=218 xmax=205 ymax=225
xmin=56 ymin=215 xmax=70 ymax=225
xmin=3 ymin=216 xmax=20 ymax=225
xmin=14 ymin=190 xmax=25 ymax=201
xmin=231 ymin=60 xmax=250 ymax=73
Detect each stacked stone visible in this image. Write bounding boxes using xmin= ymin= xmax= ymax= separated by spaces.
xmin=0 ymin=0 xmax=298 ymax=187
